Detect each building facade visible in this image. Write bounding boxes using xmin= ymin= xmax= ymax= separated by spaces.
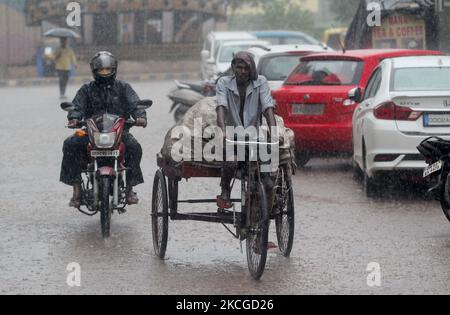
xmin=437 ymin=0 xmax=450 ymax=53
xmin=0 ymin=0 xmax=40 ymax=66
xmin=25 ymin=0 xmax=227 ymax=60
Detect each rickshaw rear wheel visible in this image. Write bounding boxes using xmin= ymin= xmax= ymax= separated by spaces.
xmin=152 ymin=170 xmax=169 ymax=259
xmin=275 ymin=182 xmax=295 ymax=257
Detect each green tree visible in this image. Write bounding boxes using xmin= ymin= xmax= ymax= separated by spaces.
xmin=228 ymin=0 xmax=316 ymax=36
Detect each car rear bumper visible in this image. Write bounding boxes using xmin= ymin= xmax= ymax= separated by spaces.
xmin=364 ymin=121 xmax=450 ymax=177
xmin=286 ymin=122 xmax=353 ymax=153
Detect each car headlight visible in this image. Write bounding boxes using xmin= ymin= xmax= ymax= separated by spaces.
xmin=93 ymin=132 xmax=116 ymax=149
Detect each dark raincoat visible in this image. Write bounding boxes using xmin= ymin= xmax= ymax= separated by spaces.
xmin=60 ymin=79 xmax=146 ymax=187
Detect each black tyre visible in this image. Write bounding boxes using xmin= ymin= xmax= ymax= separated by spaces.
xmin=174 ymin=105 xmax=189 ymax=122
xmin=363 ymin=171 xmax=379 ymax=198
xmin=362 ymin=144 xmax=378 ymax=198
xmin=152 ymin=170 xmax=169 ymax=259
xmin=246 ymin=181 xmax=269 ymax=280
xmin=440 ymin=174 xmax=450 ymax=223
xmin=352 ymin=158 xmax=363 ymax=181
xmin=275 ymin=177 xmax=295 ymax=257
xmin=295 ymin=152 xmax=310 ymax=168
xmin=100 ymin=177 xmax=112 ymax=238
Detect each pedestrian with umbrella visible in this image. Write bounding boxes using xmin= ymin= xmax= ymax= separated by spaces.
xmin=44 ymin=28 xmax=79 ymax=99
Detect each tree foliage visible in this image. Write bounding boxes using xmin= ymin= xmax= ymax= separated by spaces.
xmin=329 ymin=0 xmax=361 ymax=24
xmin=228 ymin=0 xmax=316 ymax=35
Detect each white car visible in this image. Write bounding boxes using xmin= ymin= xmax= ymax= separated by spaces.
xmin=214 ymin=40 xmax=271 ymax=76
xmin=351 ymin=55 xmax=450 ymax=196
xmin=201 ymin=32 xmax=257 ymax=81
xmin=242 ymin=44 xmax=331 ymax=90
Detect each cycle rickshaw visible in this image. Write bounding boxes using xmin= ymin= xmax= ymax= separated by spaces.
xmin=151 ymin=138 xmax=295 ymax=280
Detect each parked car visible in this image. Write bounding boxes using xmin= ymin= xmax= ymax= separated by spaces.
xmin=272 ymin=49 xmax=444 ymax=167
xmin=247 ymin=44 xmax=332 ymax=91
xmin=252 ymin=30 xmax=321 ymax=46
xmin=201 ymin=32 xmax=257 ymax=81
xmin=351 ymin=55 xmax=449 ymax=197
xmin=214 ymin=40 xmax=271 ymax=76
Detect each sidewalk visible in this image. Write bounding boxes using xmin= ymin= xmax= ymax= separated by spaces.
xmin=0 ymin=72 xmax=202 ymax=88
xmin=0 ymin=59 xmax=202 ymax=88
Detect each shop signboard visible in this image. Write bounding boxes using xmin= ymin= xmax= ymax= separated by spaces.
xmin=372 ymin=13 xmax=426 ymax=49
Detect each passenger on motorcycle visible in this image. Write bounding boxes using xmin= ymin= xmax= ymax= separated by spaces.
xmin=60 ymin=51 xmax=148 ymax=208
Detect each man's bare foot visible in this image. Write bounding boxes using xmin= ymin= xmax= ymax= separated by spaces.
xmin=216 ymin=187 xmax=232 ymax=209
xmin=126 ymin=188 xmax=139 ymax=205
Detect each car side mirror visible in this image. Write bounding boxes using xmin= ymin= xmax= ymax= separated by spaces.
xmin=201 ymin=50 xmax=210 ymax=60
xmin=136 ymin=99 xmax=153 ymax=110
xmin=348 ymin=87 xmax=362 ymax=103
xmin=60 ymin=102 xmax=75 ymax=112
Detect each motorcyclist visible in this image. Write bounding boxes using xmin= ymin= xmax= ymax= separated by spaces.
xmin=60 ymin=51 xmax=147 ymax=208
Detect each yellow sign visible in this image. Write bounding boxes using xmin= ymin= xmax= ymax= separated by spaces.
xmin=372 ymin=14 xmax=426 ymax=49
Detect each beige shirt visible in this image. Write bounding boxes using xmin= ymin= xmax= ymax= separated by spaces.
xmin=55 ymin=47 xmax=77 ymax=71
xmin=216 ymin=75 xmax=274 ymax=129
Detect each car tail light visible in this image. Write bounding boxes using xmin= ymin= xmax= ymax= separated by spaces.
xmin=373 ymin=102 xmax=422 ymax=121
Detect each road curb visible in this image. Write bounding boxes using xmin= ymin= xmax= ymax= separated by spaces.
xmin=0 ymin=72 xmax=202 ymax=88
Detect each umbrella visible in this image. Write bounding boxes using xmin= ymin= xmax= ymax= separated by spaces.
xmin=44 ymin=28 xmax=80 ymax=39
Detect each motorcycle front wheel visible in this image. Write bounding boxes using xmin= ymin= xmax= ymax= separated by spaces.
xmin=100 ymin=177 xmax=112 ymax=238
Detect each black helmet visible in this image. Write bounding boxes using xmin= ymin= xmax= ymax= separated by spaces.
xmin=90 ymin=51 xmax=118 ymax=85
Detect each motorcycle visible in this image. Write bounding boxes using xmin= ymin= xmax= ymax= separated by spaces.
xmin=418 ymin=136 xmax=450 ymax=223
xmin=61 ymin=100 xmax=153 ymax=238
xmin=167 ymin=80 xmax=215 ymax=122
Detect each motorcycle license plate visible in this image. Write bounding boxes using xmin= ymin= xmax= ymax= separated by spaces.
xmin=423 ymin=160 xmax=442 ymax=178
xmin=91 ymin=150 xmax=120 ymax=158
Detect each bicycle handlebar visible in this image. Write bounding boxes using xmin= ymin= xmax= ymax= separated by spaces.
xmin=225 ymin=138 xmax=279 ymax=146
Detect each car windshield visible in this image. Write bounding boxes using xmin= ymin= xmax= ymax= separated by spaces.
xmin=219 ymin=44 xmax=259 ymax=63
xmin=259 ymin=55 xmax=304 ymax=81
xmin=285 ymin=60 xmax=364 ymax=86
xmin=392 ymin=67 xmax=450 ymax=91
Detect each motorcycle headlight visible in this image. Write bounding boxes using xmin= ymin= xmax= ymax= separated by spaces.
xmin=93 ymin=132 xmax=116 ymax=149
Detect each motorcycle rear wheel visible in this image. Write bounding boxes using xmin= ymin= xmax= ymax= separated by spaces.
xmin=100 ymin=177 xmax=112 ymax=238
xmin=173 ymin=104 xmax=189 ymax=123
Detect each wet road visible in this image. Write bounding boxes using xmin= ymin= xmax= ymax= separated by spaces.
xmin=1 ymin=81 xmax=450 ymax=295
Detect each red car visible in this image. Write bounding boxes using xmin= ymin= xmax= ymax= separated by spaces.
xmin=272 ymin=49 xmax=444 ymax=167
